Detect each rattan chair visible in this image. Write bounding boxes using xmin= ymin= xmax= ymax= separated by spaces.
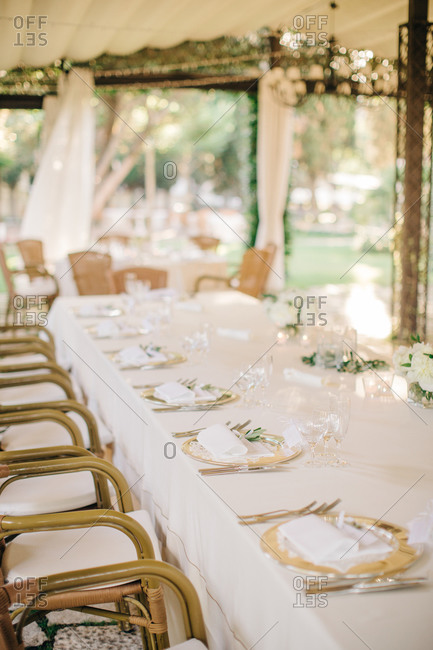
xmin=16 ymin=239 xmax=45 ymax=272
xmin=0 ymin=509 xmax=165 ymax=648
xmin=110 ymin=266 xmax=168 ymax=293
xmin=190 ymin=236 xmax=220 ymax=251
xmin=0 ymin=558 xmax=207 ymax=650
xmin=0 ymin=246 xmax=58 ymax=325
xmin=68 ymin=251 xmax=115 ymax=295
xmin=0 ymin=452 xmax=169 ymax=649
xmin=194 ymin=243 xmax=277 ymax=297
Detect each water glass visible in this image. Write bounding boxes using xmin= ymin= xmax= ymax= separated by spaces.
xmin=328 ymin=394 xmax=350 ymax=466
xmin=316 ymin=331 xmax=344 ymax=369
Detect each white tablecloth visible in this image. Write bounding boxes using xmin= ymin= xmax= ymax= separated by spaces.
xmin=48 ymin=292 xmax=433 ymax=650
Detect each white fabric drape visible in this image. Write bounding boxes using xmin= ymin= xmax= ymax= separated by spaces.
xmin=255 ymin=69 xmax=294 ymax=291
xmin=20 ymin=69 xmax=95 ymax=262
xmin=0 ymin=1 xmax=407 ymax=68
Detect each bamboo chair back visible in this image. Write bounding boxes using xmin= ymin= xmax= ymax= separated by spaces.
xmin=16 ymin=240 xmax=45 ymax=269
xmin=68 ymin=252 xmax=114 ymax=295
xmin=110 ymin=266 xmax=168 ymax=293
xmin=237 ymin=243 xmax=277 ymax=297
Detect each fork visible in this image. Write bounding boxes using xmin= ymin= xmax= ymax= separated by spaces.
xmin=172 ymin=420 xmax=232 ymax=438
xmin=172 ymin=418 xmax=252 ymax=438
xmin=238 ymin=498 xmax=341 ymax=525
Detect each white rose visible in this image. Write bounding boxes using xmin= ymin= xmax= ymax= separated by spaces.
xmin=407 ymin=346 xmax=433 ymax=391
xmin=392 ymin=345 xmax=411 ymax=375
xmin=267 ymin=301 xmax=299 ymax=327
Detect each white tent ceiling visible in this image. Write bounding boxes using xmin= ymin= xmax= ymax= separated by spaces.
xmin=0 ymin=0 xmax=425 ymax=70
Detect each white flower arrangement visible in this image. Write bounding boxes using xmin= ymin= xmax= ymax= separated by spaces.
xmin=393 ymin=337 xmax=433 ymax=401
xmin=263 ymin=291 xmax=302 ymax=331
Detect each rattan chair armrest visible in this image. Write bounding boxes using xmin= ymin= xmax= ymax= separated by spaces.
xmin=0 ymin=335 xmax=54 ymax=350
xmin=193 ymin=274 xmax=232 ymax=293
xmin=37 ymin=560 xmax=207 ymax=643
xmin=1 ymin=456 xmax=132 ymax=512
xmin=0 ymin=325 xmax=55 ymax=348
xmin=0 ymin=400 xmax=102 ymax=455
xmin=0 ymin=445 xmax=94 ymax=463
xmin=0 ymin=509 xmax=155 ymax=560
xmin=0 ymin=343 xmax=56 ymax=361
xmin=0 ymin=372 xmax=75 ymax=399
xmin=0 ymin=361 xmax=70 ymax=381
xmin=0 ymin=408 xmax=84 ymax=447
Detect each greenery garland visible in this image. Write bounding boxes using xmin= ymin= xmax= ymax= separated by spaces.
xmin=302 ymin=350 xmax=388 ymax=374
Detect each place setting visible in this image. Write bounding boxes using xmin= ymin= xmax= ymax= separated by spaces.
xmin=238 ymin=498 xmax=427 ymax=594
xmin=71 ymin=303 xmax=123 ymax=318
xmin=108 ymin=343 xmax=186 ymax=370
xmin=140 ymin=378 xmax=239 ymax=411
xmin=84 ymin=318 xmax=152 ymax=339
xmin=175 ymin=421 xmax=302 ymax=474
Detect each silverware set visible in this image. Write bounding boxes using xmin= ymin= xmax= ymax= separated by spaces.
xmin=238 ymin=499 xmax=342 ymax=525
xmin=199 ymin=463 xmax=292 ymax=476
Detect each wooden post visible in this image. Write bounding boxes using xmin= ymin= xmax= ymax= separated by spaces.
xmin=400 ymin=0 xmax=428 ymax=339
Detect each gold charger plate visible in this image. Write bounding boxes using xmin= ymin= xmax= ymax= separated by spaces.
xmin=111 ymin=351 xmax=186 ymax=369
xmin=182 ymin=436 xmax=301 ymax=467
xmin=141 ymin=386 xmax=239 ymax=406
xmin=261 ymin=514 xmax=422 ymax=579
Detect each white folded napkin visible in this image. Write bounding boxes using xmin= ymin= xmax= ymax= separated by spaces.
xmin=216 ymin=327 xmax=250 ymax=341
xmin=78 ymin=305 xmax=100 ymax=317
xmin=279 ymin=514 xmax=392 ymax=570
xmin=281 ymin=423 xmax=303 ymax=447
xmin=116 ymin=345 xmax=167 ymax=367
xmin=193 ymin=385 xmax=216 ymax=400
xmin=96 ymin=320 xmax=120 ymax=338
xmin=197 ymin=424 xmax=274 ymax=460
xmin=142 ymin=346 xmax=168 ymax=363
xmin=407 ymin=499 xmax=433 ymax=544
xmin=197 ymin=424 xmax=248 ymax=458
xmin=283 ymin=368 xmax=323 ymax=388
xmin=154 ymin=381 xmax=195 ymax=404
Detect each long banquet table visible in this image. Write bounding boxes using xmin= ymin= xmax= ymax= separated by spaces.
xmin=48 ymin=291 xmax=433 ymax=650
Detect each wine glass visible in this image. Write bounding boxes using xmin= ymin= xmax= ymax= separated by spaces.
xmin=295 ymin=410 xmax=328 ymax=467
xmin=255 ymin=354 xmax=273 ymax=406
xmin=329 ymin=394 xmax=350 ymax=466
xmin=182 ymin=327 xmax=210 ymax=366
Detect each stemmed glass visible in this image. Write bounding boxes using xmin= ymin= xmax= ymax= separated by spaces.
xmin=295 ymin=410 xmax=328 ymax=467
xmin=328 ymin=394 xmax=350 ymax=466
xmin=182 ymin=326 xmax=210 ymax=366
xmin=236 ymin=355 xmax=273 ymax=406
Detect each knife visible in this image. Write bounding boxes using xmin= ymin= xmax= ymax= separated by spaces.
xmin=306 ymin=576 xmax=428 ymax=595
xmin=199 ymin=464 xmax=290 ymax=476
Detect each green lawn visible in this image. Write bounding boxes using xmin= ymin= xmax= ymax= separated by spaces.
xmin=222 ymin=233 xmax=392 ymax=289
xmin=287 ymin=232 xmax=392 ymax=288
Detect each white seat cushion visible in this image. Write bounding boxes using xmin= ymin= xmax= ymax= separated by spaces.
xmin=170 ymin=641 xmax=207 ymax=649
xmin=0 ymin=353 xmax=49 ymax=367
xmin=1 ymin=407 xmax=112 ymax=450
xmin=3 ymin=510 xmax=160 ymax=586
xmin=1 ymin=411 xmax=89 ymax=449
xmin=0 ymin=382 xmax=69 ymax=406
xmin=0 ymin=471 xmax=97 ymax=515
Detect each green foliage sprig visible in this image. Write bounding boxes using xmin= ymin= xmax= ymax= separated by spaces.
xmin=302 ymin=351 xmax=388 ymax=374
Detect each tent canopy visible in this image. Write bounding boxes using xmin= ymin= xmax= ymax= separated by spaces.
xmin=0 ymin=0 xmax=424 ymax=70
